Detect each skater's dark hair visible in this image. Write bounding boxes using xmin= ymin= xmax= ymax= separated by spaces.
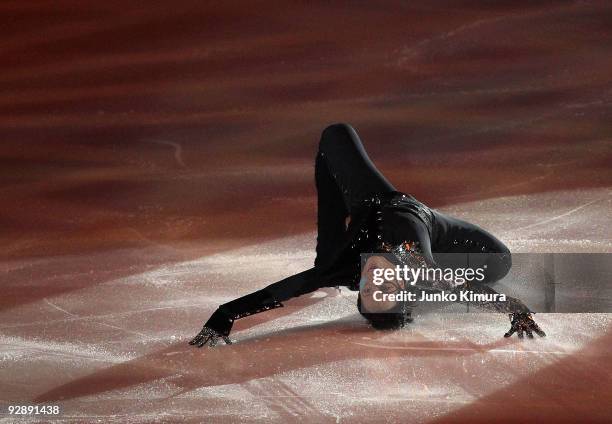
xmin=357 ymin=294 xmax=411 ymax=330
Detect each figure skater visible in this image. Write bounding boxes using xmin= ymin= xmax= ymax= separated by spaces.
xmin=190 ymin=123 xmax=545 ymax=347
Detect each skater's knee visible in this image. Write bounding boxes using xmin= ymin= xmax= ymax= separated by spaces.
xmin=319 ymin=123 xmax=354 ymax=151
xmin=484 ymin=247 xmax=512 ymax=283
xmin=498 ymin=248 xmax=512 ymax=278
xmin=322 ymin=122 xmax=353 ymax=137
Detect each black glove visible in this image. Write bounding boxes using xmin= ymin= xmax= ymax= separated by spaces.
xmin=504 ymin=312 xmax=546 ymax=338
xmin=189 ymin=308 xmax=234 ymax=348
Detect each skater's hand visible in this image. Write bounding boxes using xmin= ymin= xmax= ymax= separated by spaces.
xmin=504 ymin=312 xmax=546 ymax=339
xmin=189 ymin=309 xmax=233 ymax=348
xmin=189 ymin=326 xmax=232 ymax=347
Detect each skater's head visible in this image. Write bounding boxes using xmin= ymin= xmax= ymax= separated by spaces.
xmin=358 ymin=295 xmax=408 ymax=330
xmin=358 ymin=254 xmax=411 ymax=330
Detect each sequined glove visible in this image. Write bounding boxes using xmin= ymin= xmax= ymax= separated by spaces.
xmin=189 ymin=309 xmax=234 ymax=348
xmin=504 ymin=312 xmax=546 ymax=338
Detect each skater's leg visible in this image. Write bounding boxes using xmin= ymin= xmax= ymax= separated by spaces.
xmin=318 ymin=123 xmax=396 ymax=212
xmin=430 ymin=210 xmax=512 ymax=283
xmin=314 ymin=150 xmax=349 ymax=268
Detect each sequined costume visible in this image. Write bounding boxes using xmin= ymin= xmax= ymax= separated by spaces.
xmin=190 ymin=123 xmax=544 ymax=347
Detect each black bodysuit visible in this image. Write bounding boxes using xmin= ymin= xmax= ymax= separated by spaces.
xmin=191 ymin=123 xmax=544 ymax=345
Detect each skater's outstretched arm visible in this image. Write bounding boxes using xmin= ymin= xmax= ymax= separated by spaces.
xmin=189 ymin=265 xmax=355 ymax=347
xmin=364 ymin=246 xmax=546 ymax=338
xmin=448 ymin=283 xmax=545 ymax=338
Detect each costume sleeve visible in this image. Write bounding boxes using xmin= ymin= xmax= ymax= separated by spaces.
xmin=219 ymin=267 xmax=320 ymax=320
xmin=206 ymin=264 xmax=357 ymax=336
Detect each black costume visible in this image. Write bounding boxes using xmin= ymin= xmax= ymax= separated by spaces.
xmin=190 ymin=124 xmax=544 ymax=347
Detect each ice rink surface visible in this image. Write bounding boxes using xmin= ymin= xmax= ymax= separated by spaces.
xmin=2 ymin=1 xmax=612 ymax=422
xmin=2 ymin=189 xmax=611 ymax=423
